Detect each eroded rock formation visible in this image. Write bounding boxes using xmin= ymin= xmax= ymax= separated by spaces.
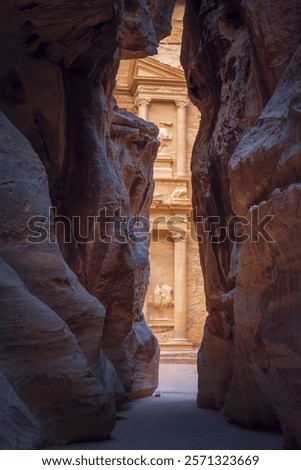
xmin=182 ymin=0 xmax=301 ymax=449
xmin=0 ymin=0 xmax=175 ymax=449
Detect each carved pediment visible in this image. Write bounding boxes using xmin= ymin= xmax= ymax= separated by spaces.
xmin=132 ymin=58 xmax=185 ymax=81
xmin=116 ymin=57 xmax=186 ymax=95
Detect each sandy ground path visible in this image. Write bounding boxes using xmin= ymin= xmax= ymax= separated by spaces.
xmin=61 ymin=364 xmax=282 ymax=450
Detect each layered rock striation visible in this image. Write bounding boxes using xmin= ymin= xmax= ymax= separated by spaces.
xmin=182 ymin=0 xmax=301 ymax=449
xmin=0 ymin=0 xmax=175 ymax=448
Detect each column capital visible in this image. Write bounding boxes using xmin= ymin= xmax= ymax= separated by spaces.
xmin=175 ymin=98 xmax=190 ymax=108
xmin=134 ymin=97 xmax=151 ymax=107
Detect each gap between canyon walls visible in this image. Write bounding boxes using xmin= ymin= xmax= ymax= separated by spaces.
xmin=114 ymin=0 xmax=206 ymax=364
xmin=0 ymin=0 xmax=176 ymax=449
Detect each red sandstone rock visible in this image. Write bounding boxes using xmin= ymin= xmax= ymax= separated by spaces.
xmin=0 ymin=259 xmax=115 ymax=448
xmin=0 ymin=112 xmax=116 ymax=447
xmin=0 ymin=0 xmax=175 ymax=448
xmin=0 ymin=1 xmax=165 ymax=399
xmin=122 ymin=0 xmax=176 ymax=59
xmin=182 ymin=0 xmax=301 ymax=448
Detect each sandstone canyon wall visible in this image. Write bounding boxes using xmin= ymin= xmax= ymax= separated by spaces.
xmin=0 ymin=0 xmax=175 ymax=449
xmin=182 ymin=0 xmax=301 ymax=449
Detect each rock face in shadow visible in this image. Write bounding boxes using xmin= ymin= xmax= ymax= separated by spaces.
xmin=182 ymin=0 xmax=301 ymax=448
xmin=0 ymin=0 xmax=175 ymax=449
xmin=0 ymin=371 xmax=41 ymax=450
xmin=0 ymin=112 xmax=116 ymax=448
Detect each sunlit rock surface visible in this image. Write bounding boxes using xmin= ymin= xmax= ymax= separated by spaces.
xmin=182 ymin=0 xmax=301 ymax=448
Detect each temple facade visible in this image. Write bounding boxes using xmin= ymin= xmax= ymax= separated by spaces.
xmin=114 ymin=0 xmax=207 ymax=359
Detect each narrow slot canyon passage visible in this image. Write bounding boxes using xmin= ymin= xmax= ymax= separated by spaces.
xmin=61 ymin=364 xmax=282 ymax=450
xmin=0 ymin=0 xmax=301 ymax=454
xmin=104 ymin=2 xmax=283 ymax=451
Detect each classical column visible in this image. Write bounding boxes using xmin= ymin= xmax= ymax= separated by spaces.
xmin=175 ymin=98 xmax=189 ymax=177
xmin=143 ymin=295 xmax=148 ymax=319
xmin=173 ymin=235 xmax=189 ymax=343
xmin=135 ymin=97 xmax=151 ymax=121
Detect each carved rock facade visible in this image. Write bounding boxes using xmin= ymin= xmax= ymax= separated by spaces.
xmin=182 ymin=0 xmax=301 ymax=449
xmin=0 ymin=0 xmax=175 ymax=449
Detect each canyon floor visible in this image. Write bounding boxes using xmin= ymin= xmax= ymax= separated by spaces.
xmin=61 ymin=364 xmax=283 ymax=450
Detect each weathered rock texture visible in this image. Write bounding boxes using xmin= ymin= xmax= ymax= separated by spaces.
xmin=182 ymin=0 xmax=301 ymax=449
xmin=0 ymin=0 xmax=175 ymax=449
